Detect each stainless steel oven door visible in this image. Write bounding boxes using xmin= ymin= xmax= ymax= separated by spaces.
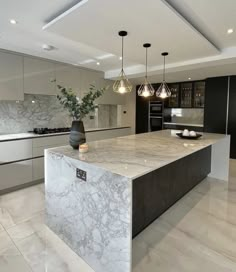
xmin=149 ymin=116 xmax=163 ymax=131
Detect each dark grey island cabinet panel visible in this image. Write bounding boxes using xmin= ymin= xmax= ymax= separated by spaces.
xmin=204 ymin=76 xmax=228 ymax=134
xmin=132 ymin=146 xmax=211 ymax=238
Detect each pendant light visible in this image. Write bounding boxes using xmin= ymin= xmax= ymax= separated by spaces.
xmin=138 ymin=43 xmax=155 ymax=97
xmin=156 ymin=52 xmax=171 ymax=99
xmin=113 ymin=31 xmax=132 ymax=94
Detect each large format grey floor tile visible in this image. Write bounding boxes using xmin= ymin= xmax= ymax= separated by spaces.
xmin=16 ymin=226 xmax=94 ymax=272
xmin=0 ymin=185 xmax=44 ymax=229
xmin=0 ymin=230 xmax=32 ymax=272
xmin=7 ymin=211 xmax=45 ymax=243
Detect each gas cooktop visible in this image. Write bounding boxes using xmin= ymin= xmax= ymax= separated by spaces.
xmin=31 ymin=127 xmax=71 ymax=135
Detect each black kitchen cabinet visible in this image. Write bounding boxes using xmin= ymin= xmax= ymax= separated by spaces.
xmin=135 ymin=84 xmax=162 ymax=134
xmin=180 ymin=82 xmax=193 ymax=107
xmin=165 ymin=83 xmax=180 ymax=108
xmin=193 ymin=81 xmax=205 ymax=108
xmin=228 ymin=76 xmax=236 ymax=158
xmin=135 ymin=86 xmax=150 ymax=134
xmin=204 ymin=76 xmax=228 ymax=134
xmin=163 ymin=80 xmax=205 ymax=108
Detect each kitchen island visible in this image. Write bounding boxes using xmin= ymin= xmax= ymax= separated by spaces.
xmin=45 ymin=130 xmax=230 ymax=272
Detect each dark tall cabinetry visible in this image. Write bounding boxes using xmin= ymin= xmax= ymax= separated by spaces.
xmin=204 ymin=76 xmax=236 ymax=158
xmin=204 ymin=77 xmax=228 ymax=134
xmin=228 ymin=76 xmax=236 ymax=158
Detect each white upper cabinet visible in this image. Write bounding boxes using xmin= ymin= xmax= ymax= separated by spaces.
xmin=24 ymin=57 xmax=56 ymax=95
xmin=55 ymin=63 xmax=81 ymax=95
xmin=0 ymin=51 xmax=24 ymax=101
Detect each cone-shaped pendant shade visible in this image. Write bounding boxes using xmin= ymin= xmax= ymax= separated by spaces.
xmin=156 ymin=52 xmax=171 ymax=99
xmin=113 ymin=69 xmax=132 ymax=94
xmin=156 ymin=81 xmax=171 ymax=99
xmin=138 ymin=43 xmax=154 ymax=97
xmin=113 ymin=31 xmax=132 ymax=94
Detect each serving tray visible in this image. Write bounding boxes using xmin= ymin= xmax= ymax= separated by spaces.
xmin=176 ymin=132 xmax=202 ymax=140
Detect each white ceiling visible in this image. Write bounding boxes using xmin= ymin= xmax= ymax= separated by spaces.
xmin=0 ymin=0 xmax=236 ymax=81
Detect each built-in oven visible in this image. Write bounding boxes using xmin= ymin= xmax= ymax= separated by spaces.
xmin=149 ymin=101 xmax=163 ymax=115
xmin=149 ymin=116 xmax=163 ymax=131
xmin=149 ymin=101 xmax=163 ymax=131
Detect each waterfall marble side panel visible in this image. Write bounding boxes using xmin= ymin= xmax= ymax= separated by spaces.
xmin=45 ymin=151 xmax=132 ymax=272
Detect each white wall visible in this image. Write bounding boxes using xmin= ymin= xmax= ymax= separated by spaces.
xmin=120 ymin=90 xmax=136 ymax=134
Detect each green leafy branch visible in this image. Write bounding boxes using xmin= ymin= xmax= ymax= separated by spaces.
xmin=57 ymin=84 xmax=105 ymax=121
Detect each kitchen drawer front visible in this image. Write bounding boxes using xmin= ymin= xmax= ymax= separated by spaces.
xmin=0 ymin=139 xmax=32 ymax=164
xmin=32 ymin=135 xmax=69 ymax=148
xmin=0 ymin=160 xmax=32 ymax=191
xmin=32 ymin=157 xmax=44 ymax=181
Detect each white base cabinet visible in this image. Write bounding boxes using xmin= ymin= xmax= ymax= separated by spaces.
xmin=0 ymin=160 xmax=32 ymax=191
xmin=32 ymin=158 xmax=44 ymax=181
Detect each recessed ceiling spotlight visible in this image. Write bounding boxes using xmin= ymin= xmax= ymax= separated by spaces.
xmin=10 ymin=19 xmax=17 ymax=25
xmin=188 ymin=77 xmax=192 ymax=80
xmin=96 ymin=62 xmax=100 ymax=65
xmin=227 ymin=28 xmax=234 ymax=34
xmin=119 ymin=56 xmax=122 ymax=60
xmin=42 ymin=44 xmax=55 ymax=51
xmin=32 ymin=100 xmax=35 ymax=104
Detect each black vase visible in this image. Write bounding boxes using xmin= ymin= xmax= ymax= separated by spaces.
xmin=69 ymin=120 xmax=86 ymax=149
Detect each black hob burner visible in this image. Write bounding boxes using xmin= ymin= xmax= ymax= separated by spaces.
xmin=32 ymin=127 xmax=71 ymax=135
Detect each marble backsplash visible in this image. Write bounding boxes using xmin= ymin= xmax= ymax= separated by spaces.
xmin=164 ymin=108 xmax=204 ymax=125
xmin=0 ymin=94 xmax=119 ymax=134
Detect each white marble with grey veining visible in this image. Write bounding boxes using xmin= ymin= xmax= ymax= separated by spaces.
xmin=47 ymin=130 xmax=229 ymax=179
xmin=45 ymin=151 xmax=132 ymax=272
xmin=0 ymin=94 xmax=119 ymax=134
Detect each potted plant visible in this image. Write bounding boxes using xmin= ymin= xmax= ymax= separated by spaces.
xmin=57 ymin=84 xmax=105 ymax=149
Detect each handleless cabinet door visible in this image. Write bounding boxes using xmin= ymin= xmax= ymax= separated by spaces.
xmin=55 ymin=64 xmax=81 ymax=95
xmin=0 ymin=139 xmax=32 ymax=164
xmin=0 ymin=51 xmax=24 ymax=101
xmin=204 ymin=76 xmax=228 ymax=134
xmin=24 ymin=57 xmax=56 ymax=95
xmin=228 ymin=76 xmax=236 ymax=158
xmin=136 ymin=87 xmax=149 ymax=134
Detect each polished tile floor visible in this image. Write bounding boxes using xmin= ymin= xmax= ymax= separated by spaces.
xmin=0 ymin=160 xmax=235 ymax=272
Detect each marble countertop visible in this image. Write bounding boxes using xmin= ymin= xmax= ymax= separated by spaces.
xmin=164 ymin=122 xmax=204 ymax=127
xmin=47 ymin=129 xmax=229 ymax=179
xmin=0 ymin=126 xmax=130 ymax=142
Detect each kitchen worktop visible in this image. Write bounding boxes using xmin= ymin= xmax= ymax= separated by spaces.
xmin=0 ymin=126 xmax=130 ymax=142
xmin=164 ymin=122 xmax=204 ymax=127
xmin=47 ymin=129 xmax=229 ymax=179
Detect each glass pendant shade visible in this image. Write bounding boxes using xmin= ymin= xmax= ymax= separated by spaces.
xmin=138 ymin=43 xmax=154 ymax=97
xmin=113 ymin=31 xmax=132 ymax=94
xmin=156 ymin=52 xmax=171 ymax=99
xmin=113 ymin=69 xmax=132 ymax=94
